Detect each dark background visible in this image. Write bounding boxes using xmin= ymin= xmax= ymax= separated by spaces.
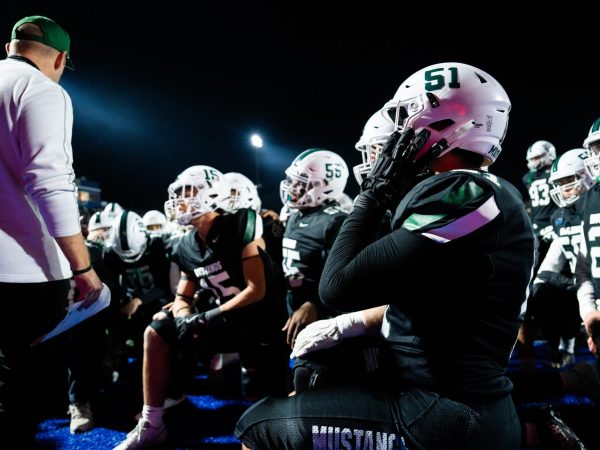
xmin=3 ymin=3 xmax=597 ymax=212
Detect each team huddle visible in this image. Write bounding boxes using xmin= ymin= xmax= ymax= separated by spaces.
xmin=2 ymin=14 xmax=600 ymax=450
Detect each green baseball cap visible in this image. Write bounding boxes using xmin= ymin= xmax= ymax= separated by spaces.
xmin=11 ymin=15 xmax=74 ymax=70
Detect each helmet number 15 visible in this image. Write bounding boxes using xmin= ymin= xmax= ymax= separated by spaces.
xmin=425 ymin=67 xmax=460 ymax=92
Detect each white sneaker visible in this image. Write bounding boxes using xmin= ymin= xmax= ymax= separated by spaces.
xmin=133 ymin=395 xmax=186 ymax=421
xmin=113 ymin=418 xmax=167 ymax=450
xmin=69 ymin=402 xmax=95 ymax=434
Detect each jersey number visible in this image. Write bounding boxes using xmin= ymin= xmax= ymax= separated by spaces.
xmin=587 ymin=225 xmax=600 ymax=278
xmin=558 ymin=234 xmax=581 ymax=272
xmin=198 ymin=270 xmax=240 ymax=300
xmin=529 ymin=181 xmax=551 ymax=207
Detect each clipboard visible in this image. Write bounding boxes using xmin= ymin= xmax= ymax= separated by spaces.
xmin=31 ymin=283 xmax=111 ymax=346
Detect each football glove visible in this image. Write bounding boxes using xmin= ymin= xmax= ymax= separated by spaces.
xmin=357 ymin=127 xmax=446 ymax=209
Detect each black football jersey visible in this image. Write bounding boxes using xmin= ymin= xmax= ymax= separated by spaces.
xmin=576 ymin=185 xmax=600 ymax=296
xmin=171 ymin=209 xmax=285 ymax=330
xmin=522 ymin=168 xmax=558 ymax=239
xmin=385 ymin=170 xmax=535 ymax=400
xmin=282 ymin=203 xmax=347 ymax=315
xmin=103 ymin=235 xmax=172 ymax=306
xmin=549 ymin=206 xmax=582 ymax=274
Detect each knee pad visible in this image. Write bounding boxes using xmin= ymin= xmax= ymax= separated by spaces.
xmin=149 ymin=318 xmax=177 ymax=347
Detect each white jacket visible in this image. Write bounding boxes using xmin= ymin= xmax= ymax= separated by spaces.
xmin=0 ymin=58 xmax=80 ymax=282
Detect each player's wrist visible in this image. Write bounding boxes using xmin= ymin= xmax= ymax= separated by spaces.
xmin=335 ymin=311 xmax=366 ymax=339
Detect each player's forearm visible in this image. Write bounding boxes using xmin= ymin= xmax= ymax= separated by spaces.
xmin=362 ymin=305 xmax=387 ymax=335
xmin=55 ymin=233 xmax=91 ymax=272
xmin=219 ymin=285 xmax=263 ymax=312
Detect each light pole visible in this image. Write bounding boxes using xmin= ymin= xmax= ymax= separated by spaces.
xmin=250 ymin=134 xmax=263 ymax=188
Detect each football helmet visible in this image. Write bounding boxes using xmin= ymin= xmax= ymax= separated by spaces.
xmin=381 ymin=62 xmax=510 ymax=166
xmin=548 ymin=148 xmax=594 ymax=207
xmin=142 ymin=210 xmax=168 ymax=236
xmin=353 ymin=111 xmax=395 ymax=185
xmin=223 ymin=172 xmax=261 ymax=212
xmin=88 ymin=210 xmax=112 ymax=232
xmin=164 ymin=165 xmax=230 ymax=225
xmin=103 ymin=202 xmax=123 ymax=221
xmin=110 ymin=210 xmax=148 ymax=263
xmin=87 ymin=210 xmax=113 ymax=243
xmin=583 ymin=117 xmax=600 ymax=179
xmin=526 ymin=140 xmax=556 ymax=171
xmin=280 ymin=149 xmax=349 ymax=208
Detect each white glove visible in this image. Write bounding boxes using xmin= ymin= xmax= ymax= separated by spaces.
xmin=290 ymin=311 xmax=366 ymax=359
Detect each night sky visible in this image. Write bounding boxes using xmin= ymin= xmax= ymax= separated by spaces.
xmin=3 ymin=3 xmax=597 ymax=213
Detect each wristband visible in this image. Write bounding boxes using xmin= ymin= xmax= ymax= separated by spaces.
xmin=72 ymin=264 xmax=93 ymax=276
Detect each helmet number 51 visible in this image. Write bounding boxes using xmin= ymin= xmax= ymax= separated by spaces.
xmin=425 ymin=67 xmax=460 ymax=91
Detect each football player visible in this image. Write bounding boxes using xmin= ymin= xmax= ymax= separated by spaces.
xmin=114 ymin=165 xmax=287 ymax=450
xmin=279 ymin=149 xmax=349 ymax=348
xmin=237 ymin=62 xmax=533 ymax=450
xmin=530 ymin=149 xmax=594 ymax=367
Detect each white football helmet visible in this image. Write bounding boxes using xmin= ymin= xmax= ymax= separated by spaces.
xmin=280 ymin=149 xmax=349 ymax=209
xmin=88 ymin=210 xmax=112 ymax=232
xmin=103 ymin=202 xmax=123 ymax=221
xmin=164 ymin=165 xmax=230 ymax=225
xmin=87 ymin=210 xmax=113 ymax=243
xmin=548 ymin=148 xmax=595 ymax=208
xmin=142 ymin=210 xmax=168 ymax=237
xmin=353 ymin=111 xmax=395 ymax=185
xmin=583 ymin=117 xmax=600 ymax=179
xmin=223 ymin=172 xmax=261 ymax=212
xmin=526 ymin=140 xmax=556 ymax=171
xmin=382 ymin=62 xmax=510 ymax=166
xmin=110 ymin=210 xmax=148 ymax=263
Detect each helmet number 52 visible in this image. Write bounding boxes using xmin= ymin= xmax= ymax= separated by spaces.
xmin=425 ymin=67 xmax=460 ymax=91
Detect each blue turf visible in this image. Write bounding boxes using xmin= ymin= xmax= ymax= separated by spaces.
xmin=35 ymin=339 xmax=599 ymax=449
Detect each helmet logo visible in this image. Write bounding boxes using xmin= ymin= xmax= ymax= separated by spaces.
xmin=488 ymin=146 xmax=501 ymax=159
xmin=325 ymin=163 xmax=343 ymax=179
xmin=424 ymin=67 xmax=461 ymax=92
xmin=203 ymin=168 xmax=220 ymax=181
